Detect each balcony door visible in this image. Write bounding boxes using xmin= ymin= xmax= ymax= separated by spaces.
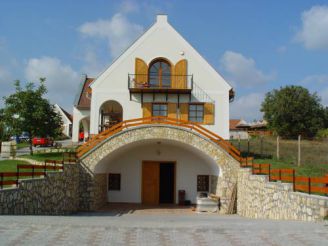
xmin=149 ymin=59 xmax=171 ymax=88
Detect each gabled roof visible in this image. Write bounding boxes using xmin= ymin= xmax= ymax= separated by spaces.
xmin=230 ymin=119 xmax=241 ymax=130
xmin=74 ymin=75 xmax=94 ymax=109
xmin=54 ymin=104 xmax=73 ymax=123
xmin=89 ymin=15 xmax=232 ymax=91
xmin=230 ymin=119 xmax=251 ymax=130
xmin=59 ymin=106 xmax=73 ymax=122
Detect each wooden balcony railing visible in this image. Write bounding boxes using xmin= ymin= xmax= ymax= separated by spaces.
xmin=128 ymin=74 xmax=193 ymax=93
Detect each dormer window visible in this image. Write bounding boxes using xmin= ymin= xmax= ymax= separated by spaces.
xmin=149 ymin=59 xmax=171 ymax=88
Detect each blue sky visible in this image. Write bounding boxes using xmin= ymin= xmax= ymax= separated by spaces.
xmin=1 ymin=0 xmax=328 ymax=121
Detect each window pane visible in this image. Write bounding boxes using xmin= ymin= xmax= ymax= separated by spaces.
xmin=108 ymin=173 xmax=121 ymax=190
xmin=197 ymin=175 xmax=209 ymax=192
xmin=160 ymin=111 xmax=167 ymax=116
xmin=196 ymin=105 xmax=203 ymax=110
xmin=160 ymin=105 xmax=167 ymax=111
xmin=190 ymin=105 xmax=196 ymax=110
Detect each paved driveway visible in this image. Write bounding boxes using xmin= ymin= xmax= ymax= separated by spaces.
xmin=0 ymin=213 xmax=327 ymax=246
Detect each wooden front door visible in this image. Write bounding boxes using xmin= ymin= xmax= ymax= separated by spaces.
xmin=142 ymin=162 xmax=160 ymax=204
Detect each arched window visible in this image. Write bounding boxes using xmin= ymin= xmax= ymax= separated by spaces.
xmin=149 ymin=59 xmax=171 ymax=88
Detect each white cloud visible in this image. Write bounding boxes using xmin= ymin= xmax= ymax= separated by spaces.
xmin=301 ymin=74 xmax=328 ymax=84
xmin=120 ymin=0 xmax=139 ymax=13
xmin=220 ymin=51 xmax=273 ymax=88
xmin=295 ymin=5 xmax=328 ymax=50
xmin=319 ymin=87 xmax=328 ymax=106
xmin=0 ymin=66 xmax=10 ymax=81
xmin=79 ymin=13 xmax=143 ymax=58
xmin=230 ymin=92 xmax=264 ymax=121
xmin=25 ymin=57 xmax=80 ymax=110
xmin=81 ymin=50 xmax=108 ymax=77
xmin=276 ymin=45 xmax=287 ymax=54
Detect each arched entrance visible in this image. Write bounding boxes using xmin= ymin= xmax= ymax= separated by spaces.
xmin=99 ymin=100 xmax=123 ymax=132
xmin=94 ymin=139 xmax=220 ymax=205
xmin=79 ymin=125 xmax=241 ymax=213
xmin=79 ymin=116 xmax=90 ymax=142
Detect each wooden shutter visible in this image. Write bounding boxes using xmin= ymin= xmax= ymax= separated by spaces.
xmin=168 ymin=103 xmax=177 ymax=119
xmin=143 ymin=103 xmax=152 ymax=118
xmin=204 ymin=103 xmax=214 ymax=125
xmin=173 ymin=59 xmax=187 ymax=89
xmin=135 ymin=58 xmax=148 ymax=84
xmin=180 ymin=103 xmax=189 ymax=121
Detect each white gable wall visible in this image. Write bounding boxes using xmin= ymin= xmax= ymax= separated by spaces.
xmin=89 ymin=15 xmax=231 ymax=139
xmin=54 ymin=104 xmax=72 ymax=137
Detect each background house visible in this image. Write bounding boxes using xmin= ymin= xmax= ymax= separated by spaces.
xmin=229 ymin=119 xmax=250 ymax=139
xmin=54 ymin=104 xmax=73 ymax=137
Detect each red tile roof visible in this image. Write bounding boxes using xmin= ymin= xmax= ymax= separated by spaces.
xmin=230 ymin=119 xmax=241 ymax=130
xmin=76 ymin=77 xmax=94 ymax=109
xmin=59 ymin=106 xmax=73 ymax=122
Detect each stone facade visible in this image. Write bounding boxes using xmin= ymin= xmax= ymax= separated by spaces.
xmin=0 ymin=165 xmax=80 ymax=215
xmin=237 ymin=168 xmax=328 ymax=221
xmin=80 ymin=125 xmax=241 ymax=214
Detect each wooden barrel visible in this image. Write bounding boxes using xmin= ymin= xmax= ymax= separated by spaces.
xmin=0 ymin=141 xmax=17 ymax=158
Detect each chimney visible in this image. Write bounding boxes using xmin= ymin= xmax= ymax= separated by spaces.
xmin=156 ymin=14 xmax=168 ymax=24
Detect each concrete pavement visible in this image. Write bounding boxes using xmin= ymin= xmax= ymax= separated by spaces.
xmin=0 ymin=212 xmax=327 ymax=246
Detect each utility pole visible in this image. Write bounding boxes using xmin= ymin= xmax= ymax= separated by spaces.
xmin=276 ymin=136 xmax=280 ymax=160
xmin=298 ymin=135 xmax=301 ymax=167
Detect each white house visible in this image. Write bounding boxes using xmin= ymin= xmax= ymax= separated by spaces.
xmin=73 ymin=15 xmax=234 ymax=205
xmin=54 ymin=104 xmax=73 ymax=137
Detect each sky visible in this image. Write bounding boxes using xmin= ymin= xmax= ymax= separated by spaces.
xmin=1 ymin=0 xmax=328 ymax=121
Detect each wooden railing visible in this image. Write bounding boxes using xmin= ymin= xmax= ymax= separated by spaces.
xmin=0 ymin=158 xmax=75 ymax=190
xmin=76 ymin=116 xmax=246 ymax=163
xmin=251 ymin=163 xmax=328 ymax=195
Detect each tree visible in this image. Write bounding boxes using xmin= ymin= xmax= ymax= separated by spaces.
xmin=261 ymin=85 xmax=325 ymax=138
xmin=2 ymin=78 xmax=62 ymax=154
xmin=0 ymin=109 xmax=7 ymax=141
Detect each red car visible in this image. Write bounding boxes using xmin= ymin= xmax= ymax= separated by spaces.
xmin=32 ymin=137 xmax=54 ymax=147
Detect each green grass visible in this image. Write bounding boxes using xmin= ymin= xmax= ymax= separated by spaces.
xmin=21 ymin=152 xmax=65 ymax=162
xmin=16 ymin=142 xmax=30 ymax=149
xmin=230 ymin=136 xmax=328 ymax=177
xmin=0 ymin=160 xmax=29 ymax=172
xmin=253 ymin=158 xmax=328 ymax=177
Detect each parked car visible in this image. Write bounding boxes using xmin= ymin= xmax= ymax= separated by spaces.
xmin=32 ymin=137 xmax=54 ymax=147
xmin=10 ymin=132 xmax=30 ymax=143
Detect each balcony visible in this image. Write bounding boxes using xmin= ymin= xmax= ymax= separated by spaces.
xmin=128 ymin=74 xmax=193 ymax=95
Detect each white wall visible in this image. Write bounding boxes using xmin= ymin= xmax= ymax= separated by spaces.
xmin=54 ymin=104 xmax=72 ymax=137
xmin=72 ymin=107 xmax=90 ymax=142
xmin=88 ymin=15 xmax=231 ymax=139
xmin=95 ymin=140 xmax=220 ymax=204
xmin=230 ymin=130 xmax=249 ymax=140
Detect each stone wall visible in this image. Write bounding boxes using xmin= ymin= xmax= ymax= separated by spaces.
xmin=0 ymin=165 xmax=80 ymax=215
xmin=237 ymin=168 xmax=328 ymax=221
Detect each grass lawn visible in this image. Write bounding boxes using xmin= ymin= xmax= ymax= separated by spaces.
xmin=230 ymin=136 xmax=328 ymax=177
xmin=21 ymin=152 xmax=66 ymax=162
xmin=16 ymin=142 xmax=30 ymax=149
xmin=0 ymin=160 xmax=30 ymax=172
xmin=253 ymin=158 xmax=328 ymax=177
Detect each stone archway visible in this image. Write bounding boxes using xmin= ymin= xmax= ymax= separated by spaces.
xmin=79 ymin=125 xmax=240 ymax=213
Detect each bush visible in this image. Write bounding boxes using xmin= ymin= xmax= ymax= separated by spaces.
xmin=315 ymin=129 xmax=328 ymax=140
